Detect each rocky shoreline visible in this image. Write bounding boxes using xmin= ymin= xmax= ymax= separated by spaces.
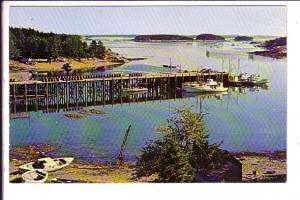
xmin=250 ymin=46 xmax=286 ymax=59
xmin=9 ymin=144 xmax=286 ymax=183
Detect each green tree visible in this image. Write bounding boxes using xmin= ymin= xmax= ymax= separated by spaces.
xmin=134 ymin=105 xmax=223 ymax=182
xmin=96 ymin=40 xmax=105 ymax=58
xmin=89 ymin=40 xmax=97 ymax=57
xmin=9 ymin=30 xmax=20 ymax=58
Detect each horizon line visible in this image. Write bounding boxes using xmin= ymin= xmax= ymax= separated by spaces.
xmin=9 ymin=26 xmax=286 ymax=38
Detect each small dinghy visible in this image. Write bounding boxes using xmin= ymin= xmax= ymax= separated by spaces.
xmin=19 ymin=157 xmax=74 ymax=173
xmin=122 ymin=87 xmax=148 ymax=93
xmin=22 ymin=170 xmax=48 ymax=183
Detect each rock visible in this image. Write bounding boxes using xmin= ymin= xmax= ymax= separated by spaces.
xmin=194 ymin=150 xmax=242 ymax=182
xmin=196 ymin=34 xmax=225 ymax=41
xmin=234 ymin=36 xmax=253 ymax=41
xmin=134 ymin=34 xmax=194 ymax=42
xmin=264 ymin=37 xmax=286 ymax=49
xmin=65 ymin=113 xmax=84 ymax=119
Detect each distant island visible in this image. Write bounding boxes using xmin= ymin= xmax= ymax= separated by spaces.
xmin=196 ymin=34 xmax=225 ymax=41
xmin=134 ymin=34 xmax=194 ymax=42
xmin=234 ymin=36 xmax=253 ymax=41
xmin=250 ymin=37 xmax=286 ymax=59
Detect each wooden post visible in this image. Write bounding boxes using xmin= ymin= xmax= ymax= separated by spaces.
xmin=93 ymin=80 xmax=96 ymax=105
xmin=85 ymin=80 xmax=88 ymax=107
xmin=168 ymin=73 xmax=170 ymax=89
xmin=76 ymin=82 xmax=79 ymax=108
xmin=120 ymin=74 xmax=123 ymax=97
xmin=24 ymin=84 xmax=27 ymax=99
xmin=66 ymin=82 xmax=69 ymax=109
xmin=152 ymin=74 xmax=155 ymax=88
xmin=174 ymin=73 xmax=177 ymax=88
xmin=46 ymin=81 xmax=49 ymax=98
xmin=56 ymin=82 xmax=59 ymax=110
xmin=103 ymin=80 xmax=106 ymax=105
xmin=13 ymin=83 xmax=16 ymax=100
xmin=112 ymin=74 xmax=114 ymax=98
xmin=117 ymin=125 xmax=132 ymax=166
xmin=34 ymin=83 xmax=37 ymax=99
xmin=189 ymin=73 xmax=191 ymax=82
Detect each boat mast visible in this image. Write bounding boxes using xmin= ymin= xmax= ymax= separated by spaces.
xmin=221 ymin=58 xmax=224 ymax=82
xmin=169 ymin=57 xmax=172 ymax=73
xmin=238 ymin=58 xmax=240 ymax=75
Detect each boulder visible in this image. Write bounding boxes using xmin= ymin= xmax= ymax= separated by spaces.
xmin=264 ymin=37 xmax=286 ymax=49
xmin=194 ymin=150 xmax=242 ymax=182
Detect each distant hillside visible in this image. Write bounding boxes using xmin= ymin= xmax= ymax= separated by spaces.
xmin=134 ymin=34 xmax=194 ymax=42
xmin=234 ymin=36 xmax=253 ymax=41
xmin=196 ymin=34 xmax=225 ymax=41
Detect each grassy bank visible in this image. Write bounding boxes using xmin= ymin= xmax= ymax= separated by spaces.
xmin=9 ymin=58 xmax=125 ymax=73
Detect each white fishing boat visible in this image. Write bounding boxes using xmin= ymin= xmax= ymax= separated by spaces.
xmin=183 ymin=79 xmax=218 ymax=87
xmin=248 ymin=74 xmax=269 ymax=85
xmin=122 ymin=87 xmax=148 ymax=93
xmin=19 ymin=157 xmax=74 ymax=172
xmin=229 ymin=73 xmax=269 ymax=86
xmin=22 ymin=170 xmax=48 ymax=183
xmin=183 ymin=82 xmax=228 ymax=93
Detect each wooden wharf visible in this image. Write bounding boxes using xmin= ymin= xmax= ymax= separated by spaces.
xmin=9 ymin=71 xmax=228 ymax=113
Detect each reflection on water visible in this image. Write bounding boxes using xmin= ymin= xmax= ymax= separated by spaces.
xmin=10 ymin=36 xmax=286 ymax=163
xmin=10 ymin=85 xmax=286 ymax=163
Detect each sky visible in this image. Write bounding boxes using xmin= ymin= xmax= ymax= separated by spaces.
xmin=9 ymin=6 xmax=286 ymax=36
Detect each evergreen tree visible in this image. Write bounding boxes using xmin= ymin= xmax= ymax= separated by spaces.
xmin=134 ymin=105 xmax=223 ymax=182
xmin=9 ymin=27 xmax=105 ymax=59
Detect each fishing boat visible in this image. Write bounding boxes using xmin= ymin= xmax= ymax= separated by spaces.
xmin=183 ymin=82 xmax=228 ymax=93
xmin=248 ymin=74 xmax=269 ymax=85
xmin=229 ymin=73 xmax=269 ymax=86
xmin=183 ymin=79 xmax=218 ymax=87
xmin=228 ymin=59 xmax=269 ymax=86
xmin=22 ymin=170 xmax=48 ymax=183
xmin=163 ymin=57 xmax=179 ymax=69
xmin=19 ymin=157 xmax=74 ymax=173
xmin=122 ymin=87 xmax=148 ymax=93
xmin=162 ymin=64 xmax=177 ymax=68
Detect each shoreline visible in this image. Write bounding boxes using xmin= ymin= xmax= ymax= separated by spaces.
xmin=9 ymin=144 xmax=286 ymax=183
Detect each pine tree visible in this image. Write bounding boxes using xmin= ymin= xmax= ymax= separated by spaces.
xmin=134 ymin=105 xmax=222 ymax=182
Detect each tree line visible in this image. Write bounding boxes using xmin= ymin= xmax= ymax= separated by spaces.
xmin=9 ymin=27 xmax=105 ymax=59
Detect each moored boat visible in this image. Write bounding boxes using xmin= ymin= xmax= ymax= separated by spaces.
xmin=183 ymin=79 xmax=218 ymax=87
xmin=22 ymin=170 xmax=48 ymax=183
xmin=229 ymin=73 xmax=269 ymax=86
xmin=19 ymin=157 xmax=74 ymax=172
xmin=163 ymin=64 xmax=177 ymax=68
xmin=122 ymin=87 xmax=148 ymax=93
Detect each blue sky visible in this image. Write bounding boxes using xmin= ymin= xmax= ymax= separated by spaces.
xmin=9 ymin=6 xmax=286 ymax=36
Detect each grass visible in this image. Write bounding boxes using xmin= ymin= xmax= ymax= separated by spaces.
xmin=35 ymin=60 xmax=95 ymax=72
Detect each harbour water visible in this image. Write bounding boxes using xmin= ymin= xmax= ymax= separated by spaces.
xmin=10 ymin=36 xmax=286 ymax=163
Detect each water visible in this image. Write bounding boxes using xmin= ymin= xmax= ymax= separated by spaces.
xmin=10 ymin=36 xmax=286 ymax=163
